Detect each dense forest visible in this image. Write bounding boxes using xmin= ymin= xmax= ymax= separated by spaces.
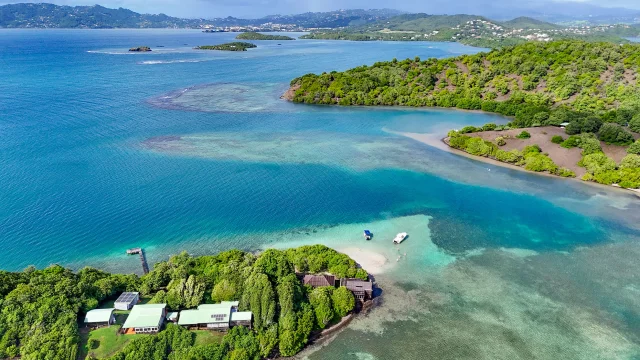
xmin=0 ymin=245 xmax=367 ymax=360
xmin=235 ymin=32 xmax=295 ymax=40
xmin=289 ymin=41 xmax=640 ymax=118
xmin=195 ymin=42 xmax=257 ymax=51
xmin=288 ymin=40 xmax=640 ymax=188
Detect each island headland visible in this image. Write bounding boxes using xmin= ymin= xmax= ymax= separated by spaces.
xmin=0 ymin=245 xmax=377 ymax=360
xmin=284 ymin=40 xmax=640 ymax=192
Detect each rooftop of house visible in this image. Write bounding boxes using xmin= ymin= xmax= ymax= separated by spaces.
xmin=303 ymin=274 xmax=335 ymax=287
xmin=220 ymin=300 xmax=239 ymax=307
xmin=343 ymin=279 xmax=373 ymax=292
xmin=115 ymin=292 xmax=139 ymax=304
xmin=122 ymin=303 xmax=166 ymax=329
xmin=178 ymin=304 xmax=233 ymax=326
xmin=84 ymin=308 xmax=114 ymax=323
xmin=230 ymin=311 xmax=252 ymax=322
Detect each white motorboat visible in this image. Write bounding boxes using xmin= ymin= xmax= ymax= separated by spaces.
xmin=393 ymin=232 xmax=407 ymax=244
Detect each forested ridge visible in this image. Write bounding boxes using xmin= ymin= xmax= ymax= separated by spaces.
xmin=235 ymin=32 xmax=295 ymax=41
xmin=288 ymin=40 xmax=640 ymax=189
xmin=0 ymin=245 xmax=367 ymax=360
xmin=289 ymin=40 xmax=640 ymax=115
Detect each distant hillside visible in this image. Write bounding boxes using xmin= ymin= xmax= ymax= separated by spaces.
xmin=301 ymin=13 xmax=639 ymax=47
xmin=0 ymin=3 xmax=212 ymax=28
xmin=362 ymin=13 xmax=491 ymax=32
xmin=0 ymin=4 xmax=401 ymax=29
xmin=502 ymin=17 xmax=560 ymax=30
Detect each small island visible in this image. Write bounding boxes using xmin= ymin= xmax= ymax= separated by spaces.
xmin=194 ymin=42 xmax=257 ymax=51
xmin=0 ymin=244 xmax=376 ymax=360
xmin=128 ymin=46 xmax=152 ymax=52
xmin=236 ymin=32 xmax=295 ymax=41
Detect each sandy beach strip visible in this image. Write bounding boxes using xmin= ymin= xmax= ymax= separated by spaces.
xmin=391 ymin=130 xmax=640 ymax=199
xmin=337 ymin=247 xmax=391 ymax=275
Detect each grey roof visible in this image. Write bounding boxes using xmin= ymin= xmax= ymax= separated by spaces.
xmin=122 ymin=304 xmax=166 ymax=329
xmin=115 ymin=292 xmax=139 ymax=303
xmin=344 ymin=279 xmax=373 ymax=292
xmin=84 ymin=308 xmax=114 ymax=323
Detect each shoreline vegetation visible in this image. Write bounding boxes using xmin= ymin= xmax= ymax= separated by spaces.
xmin=0 ymin=245 xmax=376 ymax=360
xmin=195 ymin=42 xmax=257 ymax=51
xmin=393 ymin=130 xmax=640 ymax=196
xmin=285 ymin=40 xmax=640 ymax=192
xmin=236 ymin=32 xmax=295 ymax=41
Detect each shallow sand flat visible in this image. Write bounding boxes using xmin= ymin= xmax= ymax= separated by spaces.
xmin=336 ymin=247 xmax=390 ymax=275
xmin=264 ymin=214 xmax=456 ymax=279
xmin=393 ymin=129 xmax=640 ymax=199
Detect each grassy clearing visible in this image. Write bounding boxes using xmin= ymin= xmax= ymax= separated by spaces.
xmin=83 ymin=326 xmax=148 ymax=359
xmin=193 ymin=330 xmax=224 ymax=346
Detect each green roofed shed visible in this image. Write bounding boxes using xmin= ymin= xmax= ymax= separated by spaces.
xmin=122 ymin=304 xmax=166 ymax=334
xmin=230 ymin=311 xmax=252 ymax=322
xmin=221 ymin=301 xmax=239 ymax=307
xmin=178 ymin=304 xmax=231 ymax=330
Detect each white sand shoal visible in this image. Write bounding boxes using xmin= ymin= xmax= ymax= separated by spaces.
xmin=337 ymin=247 xmax=390 ymax=275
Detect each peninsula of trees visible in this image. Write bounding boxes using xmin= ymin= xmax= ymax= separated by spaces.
xmin=235 ymin=32 xmax=295 ymax=40
xmin=286 ymin=40 xmax=640 ymax=189
xmin=195 ymin=42 xmax=257 ymax=51
xmin=0 ymin=245 xmax=370 ymax=359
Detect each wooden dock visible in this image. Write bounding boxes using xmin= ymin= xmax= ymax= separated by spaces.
xmin=126 ymin=247 xmax=149 ymax=274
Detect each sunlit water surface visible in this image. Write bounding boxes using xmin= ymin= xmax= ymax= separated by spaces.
xmin=1 ymin=30 xmax=639 ymax=359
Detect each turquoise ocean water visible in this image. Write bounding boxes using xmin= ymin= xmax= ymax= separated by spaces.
xmin=1 ymin=30 xmax=639 ymax=358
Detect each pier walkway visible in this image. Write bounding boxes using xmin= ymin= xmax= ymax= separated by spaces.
xmin=126 ymin=247 xmax=149 ymax=274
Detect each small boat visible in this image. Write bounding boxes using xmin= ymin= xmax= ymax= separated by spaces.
xmin=393 ymin=232 xmax=408 ymax=244
xmin=364 ymin=230 xmax=372 ymax=240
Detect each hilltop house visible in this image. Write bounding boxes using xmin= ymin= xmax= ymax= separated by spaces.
xmin=340 ymin=278 xmax=373 ymax=301
xmin=178 ymin=302 xmax=252 ymax=331
xmin=302 ymin=273 xmax=374 ymax=302
xmin=114 ymin=292 xmax=139 ymax=311
xmin=121 ymin=303 xmax=167 ymax=334
xmin=302 ymin=274 xmax=337 ymax=288
xmin=84 ymin=308 xmax=116 ymax=328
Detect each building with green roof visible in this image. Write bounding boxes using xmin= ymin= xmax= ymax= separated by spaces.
xmin=230 ymin=311 xmax=252 ymax=328
xmin=84 ymin=308 xmax=115 ymax=328
xmin=122 ymin=303 xmax=167 ymax=334
xmin=178 ymin=303 xmax=252 ymax=330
